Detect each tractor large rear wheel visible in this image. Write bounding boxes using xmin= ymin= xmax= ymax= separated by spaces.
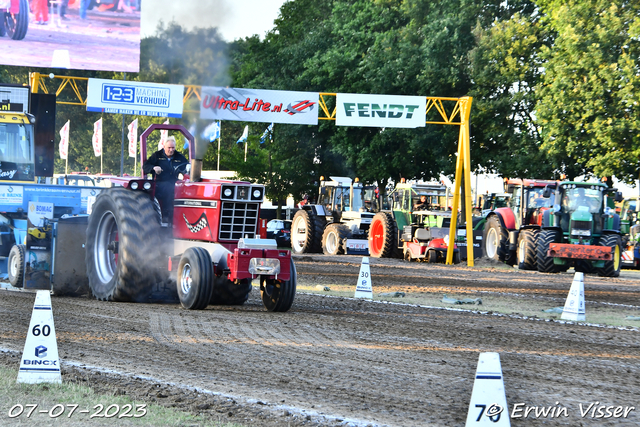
xmin=177 ymin=247 xmax=214 ymax=310
xmin=517 ymin=229 xmax=538 ymax=270
xmin=7 ymin=244 xmax=25 ymax=288
xmin=85 ymin=188 xmax=165 ymax=302
xmin=4 ymin=0 xmax=28 ymax=40
xmin=260 ymin=260 xmax=296 ymax=312
xmin=291 ymin=209 xmax=325 ymax=254
xmin=322 ymin=223 xmax=350 ymax=255
xmin=597 ymin=234 xmax=622 ymax=278
xmin=536 ymin=229 xmax=562 ymax=273
xmin=368 ymin=212 xmax=399 ymax=258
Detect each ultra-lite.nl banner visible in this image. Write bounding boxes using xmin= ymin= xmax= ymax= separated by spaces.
xmin=200 ymin=87 xmax=319 ymax=125
xmin=336 ymin=93 xmax=426 ymax=128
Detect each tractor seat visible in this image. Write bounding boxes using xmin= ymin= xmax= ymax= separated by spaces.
xmin=414 ymin=228 xmax=431 ymax=242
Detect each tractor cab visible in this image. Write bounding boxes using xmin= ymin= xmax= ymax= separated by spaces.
xmin=390 ymin=182 xmax=449 ymax=232
xmin=0 ymin=112 xmax=36 ymax=182
xmin=317 ymin=176 xmax=376 ymax=217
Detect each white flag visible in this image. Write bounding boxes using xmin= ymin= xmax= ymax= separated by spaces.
xmin=92 ymin=118 xmax=102 ymax=157
xmin=59 ymin=120 xmax=70 ymax=160
xmin=127 ymin=119 xmax=138 ymax=158
xmin=159 ymin=119 xmax=170 ymax=150
xmin=236 ymin=125 xmax=248 ymax=144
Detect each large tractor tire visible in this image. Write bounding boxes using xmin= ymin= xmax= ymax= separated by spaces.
xmin=7 ymin=244 xmax=25 ymax=288
xmin=536 ymin=229 xmax=563 ymax=274
xmin=291 ymin=209 xmax=325 ymax=254
xmin=210 ymin=277 xmax=252 ymax=305
xmin=368 ymin=212 xmax=400 ymax=258
xmin=177 ymin=247 xmax=214 ymax=310
xmin=597 ymin=234 xmax=622 ymax=278
xmin=482 ymin=215 xmax=511 ymax=263
xmin=517 ymin=229 xmax=538 ymax=270
xmin=322 ymin=223 xmax=350 ymax=255
xmin=260 ymin=260 xmax=296 ymax=312
xmin=85 ymin=188 xmax=165 ymax=302
xmin=4 ymin=0 xmax=28 ymax=40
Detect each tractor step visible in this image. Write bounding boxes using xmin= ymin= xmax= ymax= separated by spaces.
xmin=548 ymin=243 xmax=613 ymax=261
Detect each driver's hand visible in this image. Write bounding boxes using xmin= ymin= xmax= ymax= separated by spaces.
xmin=153 ymin=166 xmax=162 ymax=174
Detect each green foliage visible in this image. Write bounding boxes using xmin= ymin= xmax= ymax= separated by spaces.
xmin=536 ymin=0 xmax=640 ymax=182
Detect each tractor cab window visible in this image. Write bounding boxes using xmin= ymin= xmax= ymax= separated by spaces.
xmin=318 ymin=187 xmax=334 ymax=211
xmin=527 ymin=187 xmax=551 ymax=208
xmin=0 ymin=123 xmax=33 ymax=164
xmin=562 ymin=187 xmax=602 ymax=214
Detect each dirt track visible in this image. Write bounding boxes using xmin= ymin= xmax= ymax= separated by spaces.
xmin=1 ymin=255 xmax=639 ymax=426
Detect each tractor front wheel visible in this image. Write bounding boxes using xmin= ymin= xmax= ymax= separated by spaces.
xmin=177 ymin=247 xmax=214 ymax=310
xmin=517 ymin=229 xmax=538 ymax=270
xmin=210 ymin=277 xmax=252 ymax=305
xmin=597 ymin=234 xmax=622 ymax=278
xmin=85 ymin=188 xmax=164 ymax=301
xmin=536 ymin=229 xmax=562 ymax=273
xmin=260 ymin=260 xmax=296 ymax=312
xmin=7 ymin=244 xmax=25 ymax=288
xmin=322 ymin=223 xmax=350 ymax=255
xmin=368 ymin=212 xmax=399 ymax=258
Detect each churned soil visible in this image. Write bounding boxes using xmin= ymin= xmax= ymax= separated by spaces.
xmin=0 ymin=255 xmax=639 ymax=426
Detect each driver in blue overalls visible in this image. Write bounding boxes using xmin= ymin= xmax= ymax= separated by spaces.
xmin=143 ymin=136 xmax=189 ymax=224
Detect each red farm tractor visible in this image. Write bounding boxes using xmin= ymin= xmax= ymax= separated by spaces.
xmin=84 ymin=124 xmax=296 ymax=312
xmin=482 ymin=178 xmax=557 ymax=270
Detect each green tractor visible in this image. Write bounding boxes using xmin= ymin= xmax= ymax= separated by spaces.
xmin=368 ymin=182 xmax=459 ymax=263
xmin=536 ymin=181 xmax=623 ymax=277
xmin=620 ymin=197 xmax=639 ymax=269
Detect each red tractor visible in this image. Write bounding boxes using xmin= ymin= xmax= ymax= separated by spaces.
xmin=84 ymin=124 xmax=296 ymax=312
xmin=482 ymin=178 xmax=557 ymax=270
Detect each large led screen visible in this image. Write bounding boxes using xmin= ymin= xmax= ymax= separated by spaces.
xmin=0 ymin=0 xmax=141 ymax=72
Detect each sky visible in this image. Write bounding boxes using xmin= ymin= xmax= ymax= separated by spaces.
xmin=140 ymin=0 xmax=289 ymax=41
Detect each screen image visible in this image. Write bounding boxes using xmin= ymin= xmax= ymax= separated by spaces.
xmin=0 ymin=0 xmax=141 ymax=72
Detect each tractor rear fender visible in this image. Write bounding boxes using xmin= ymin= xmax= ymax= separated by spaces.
xmin=493 ymin=207 xmax=516 ymax=230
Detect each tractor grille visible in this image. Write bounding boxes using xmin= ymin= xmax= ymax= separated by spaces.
xmin=219 ymin=202 xmax=259 ymax=241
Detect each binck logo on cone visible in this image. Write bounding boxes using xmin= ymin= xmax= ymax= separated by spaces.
xmin=465 ymin=352 xmax=511 ymax=426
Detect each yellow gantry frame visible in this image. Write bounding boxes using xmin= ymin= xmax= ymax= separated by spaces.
xmin=29 ymin=72 xmax=474 ymax=266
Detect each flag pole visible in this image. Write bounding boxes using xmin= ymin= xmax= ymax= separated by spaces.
xmin=244 ymin=139 xmax=247 ymax=162
xmin=65 ymin=157 xmax=68 ymax=175
xmin=217 ymin=134 xmax=221 ymax=171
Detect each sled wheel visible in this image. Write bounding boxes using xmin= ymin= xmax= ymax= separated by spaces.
xmin=177 ymin=247 xmax=214 ymax=310
xmin=291 ymin=209 xmax=325 ymax=254
xmin=85 ymin=188 xmax=164 ymax=301
xmin=597 ymin=234 xmax=622 ymax=278
xmin=260 ymin=260 xmax=296 ymax=312
xmin=453 ymin=250 xmax=461 ymax=264
xmin=7 ymin=244 xmax=25 ymax=288
xmin=322 ymin=223 xmax=350 ymax=255
xmin=369 ymin=212 xmax=399 ymax=258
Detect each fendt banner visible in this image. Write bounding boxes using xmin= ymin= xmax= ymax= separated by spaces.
xmin=200 ymin=87 xmax=319 ymax=125
xmin=87 ymin=79 xmax=184 ymax=118
xmin=336 ymin=93 xmax=427 ymax=128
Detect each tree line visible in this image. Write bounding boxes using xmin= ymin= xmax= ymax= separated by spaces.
xmin=1 ymin=0 xmax=638 ymax=205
